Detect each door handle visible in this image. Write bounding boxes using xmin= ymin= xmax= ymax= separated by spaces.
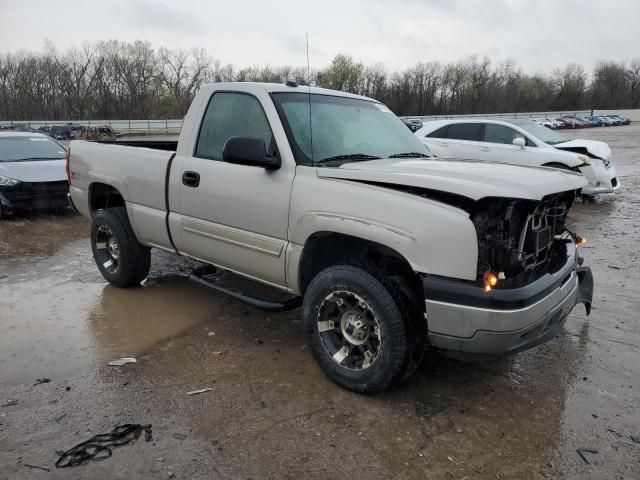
xmin=479 ymin=147 xmax=491 ymax=152
xmin=438 ymin=143 xmax=449 ymax=147
xmin=182 ymin=171 xmax=200 ymax=187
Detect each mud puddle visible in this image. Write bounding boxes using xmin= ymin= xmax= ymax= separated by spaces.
xmin=0 ymin=214 xmax=226 ymax=386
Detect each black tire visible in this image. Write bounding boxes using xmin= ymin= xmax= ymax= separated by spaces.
xmin=90 ymin=207 xmax=151 ymax=287
xmin=303 ymin=264 xmax=424 ymax=394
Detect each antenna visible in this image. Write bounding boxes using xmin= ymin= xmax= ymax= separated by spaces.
xmin=305 ymin=33 xmax=313 ymax=164
xmin=305 ymin=33 xmax=310 ymax=85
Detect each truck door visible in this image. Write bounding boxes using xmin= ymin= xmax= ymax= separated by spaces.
xmin=171 ymin=91 xmax=294 ymax=287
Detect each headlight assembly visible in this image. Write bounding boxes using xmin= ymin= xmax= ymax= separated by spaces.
xmin=0 ymin=175 xmax=20 ymax=186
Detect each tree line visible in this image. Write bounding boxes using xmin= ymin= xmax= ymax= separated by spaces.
xmin=1 ymin=40 xmax=639 ymax=121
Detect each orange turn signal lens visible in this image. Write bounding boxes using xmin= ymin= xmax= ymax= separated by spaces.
xmin=483 ymin=272 xmax=499 ymax=291
xmin=576 ymin=234 xmax=587 ymax=245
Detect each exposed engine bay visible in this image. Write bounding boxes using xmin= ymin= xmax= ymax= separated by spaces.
xmin=471 ymin=191 xmax=577 ymax=283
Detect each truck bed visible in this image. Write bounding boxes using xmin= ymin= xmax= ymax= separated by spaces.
xmin=94 ymin=139 xmax=178 ymax=151
xmin=69 ymin=140 xmax=176 ymax=250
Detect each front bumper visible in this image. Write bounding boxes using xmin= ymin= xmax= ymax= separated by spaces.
xmin=423 ymin=246 xmax=593 ymax=361
xmin=0 ymin=180 xmax=69 ymax=213
xmin=580 ymin=163 xmax=620 ymax=195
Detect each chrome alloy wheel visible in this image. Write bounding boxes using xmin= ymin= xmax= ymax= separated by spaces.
xmin=94 ymin=225 xmax=120 ymax=274
xmin=316 ymin=291 xmax=382 ymax=370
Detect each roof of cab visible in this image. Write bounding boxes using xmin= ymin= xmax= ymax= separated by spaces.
xmin=200 ymin=82 xmax=377 ymax=103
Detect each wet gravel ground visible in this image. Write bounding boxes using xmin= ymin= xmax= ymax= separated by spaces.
xmin=1 ymin=125 xmax=640 ymax=479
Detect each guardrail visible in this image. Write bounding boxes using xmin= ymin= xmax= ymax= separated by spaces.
xmin=0 ymin=119 xmax=183 ymax=135
xmin=1 ymin=108 xmax=637 ymax=134
xmin=402 ymin=109 xmax=640 ymax=122
xmin=400 ymin=111 xmax=594 ymax=121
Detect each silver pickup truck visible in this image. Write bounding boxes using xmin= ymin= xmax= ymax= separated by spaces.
xmin=67 ymin=82 xmax=593 ymax=394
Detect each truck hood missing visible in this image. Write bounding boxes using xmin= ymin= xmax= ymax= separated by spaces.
xmin=554 ymin=139 xmax=612 ymax=160
xmin=316 ymin=158 xmax=587 ymax=202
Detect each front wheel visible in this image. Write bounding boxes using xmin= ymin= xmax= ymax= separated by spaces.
xmin=303 ymin=265 xmax=423 ymax=394
xmin=91 ymin=207 xmax=151 ymax=287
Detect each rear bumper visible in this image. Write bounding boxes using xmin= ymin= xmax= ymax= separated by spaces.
xmin=67 ymin=192 xmax=80 ymax=215
xmin=423 ymin=247 xmax=593 ymax=360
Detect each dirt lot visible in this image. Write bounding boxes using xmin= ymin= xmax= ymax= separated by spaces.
xmin=1 ymin=125 xmax=639 ymax=479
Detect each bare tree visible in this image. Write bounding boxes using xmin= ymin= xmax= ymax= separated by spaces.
xmin=1 ymin=41 xmax=639 ymax=122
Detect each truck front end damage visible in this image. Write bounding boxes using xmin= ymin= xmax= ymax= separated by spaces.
xmin=423 ymin=190 xmax=593 ymax=360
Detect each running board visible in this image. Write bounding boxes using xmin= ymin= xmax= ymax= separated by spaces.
xmin=189 ymin=266 xmax=302 ymax=312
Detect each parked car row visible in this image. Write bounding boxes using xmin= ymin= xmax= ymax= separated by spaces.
xmin=531 ymin=114 xmax=631 ymax=129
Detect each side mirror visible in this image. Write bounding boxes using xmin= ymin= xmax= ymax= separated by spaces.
xmin=222 ymin=137 xmax=280 ymax=170
xmin=512 ymin=137 xmax=526 ymax=148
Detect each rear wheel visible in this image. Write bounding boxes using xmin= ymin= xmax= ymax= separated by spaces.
xmin=91 ymin=207 xmax=151 ymax=287
xmin=303 ymin=264 xmax=424 ymax=394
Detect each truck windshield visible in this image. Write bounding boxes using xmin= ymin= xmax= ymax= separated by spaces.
xmin=271 ymin=92 xmax=433 ymax=165
xmin=0 ymin=136 xmax=66 ymax=162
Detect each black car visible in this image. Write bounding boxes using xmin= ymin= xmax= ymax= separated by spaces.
xmin=49 ymin=125 xmax=72 ymax=140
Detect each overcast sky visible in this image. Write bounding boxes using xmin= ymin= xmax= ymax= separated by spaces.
xmin=1 ymin=0 xmax=638 ymax=74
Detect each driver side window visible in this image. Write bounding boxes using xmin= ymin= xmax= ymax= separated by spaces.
xmin=195 ymin=92 xmax=274 ymax=161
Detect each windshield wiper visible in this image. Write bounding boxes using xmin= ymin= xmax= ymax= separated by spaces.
xmin=12 ymin=156 xmax=65 ymax=162
xmin=388 ymin=152 xmax=431 ymax=158
xmin=317 ymin=153 xmax=381 ymax=164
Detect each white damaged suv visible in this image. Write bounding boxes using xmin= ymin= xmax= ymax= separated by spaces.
xmin=416 ymin=118 xmax=619 ymax=195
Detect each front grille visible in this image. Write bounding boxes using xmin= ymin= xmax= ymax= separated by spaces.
xmin=1 ymin=180 xmax=69 ymax=208
xmin=472 ymin=191 xmax=575 ymax=281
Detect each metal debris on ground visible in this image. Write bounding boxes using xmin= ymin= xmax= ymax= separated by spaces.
xmin=576 ymin=448 xmax=598 ymax=464
xmin=108 ymin=357 xmax=137 ymax=367
xmin=172 ymin=433 xmax=187 ymax=440
xmin=34 ymin=378 xmax=50 ymax=386
xmin=1 ymin=399 xmax=18 ymax=407
xmin=186 ymin=388 xmax=212 ymax=396
xmin=631 ymin=435 xmax=640 ymax=444
xmin=55 ymin=423 xmax=152 ymax=468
